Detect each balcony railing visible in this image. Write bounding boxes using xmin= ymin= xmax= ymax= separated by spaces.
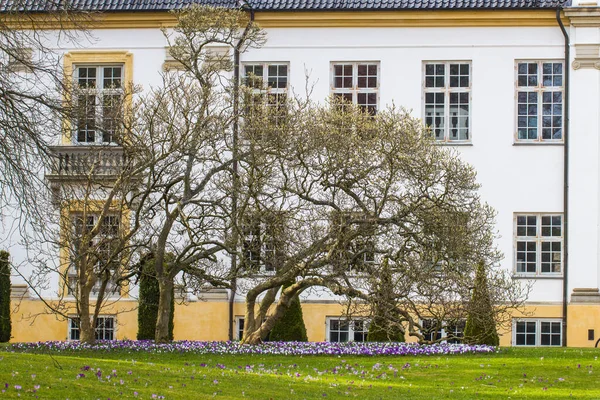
xmin=46 ymin=145 xmax=125 ymax=179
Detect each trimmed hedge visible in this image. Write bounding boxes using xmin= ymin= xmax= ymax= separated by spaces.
xmin=269 ymin=287 xmax=308 ymax=342
xmin=367 ymin=315 xmax=405 ymax=342
xmin=0 ymin=250 xmax=11 ymax=342
xmin=464 ymin=262 xmax=499 ymax=346
xmin=137 ymin=255 xmax=174 ymax=341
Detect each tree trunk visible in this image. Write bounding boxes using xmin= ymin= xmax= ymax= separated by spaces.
xmin=155 ymin=277 xmax=174 ymax=343
xmin=79 ymin=295 xmax=95 ymax=344
xmin=78 ymin=271 xmax=96 ymax=344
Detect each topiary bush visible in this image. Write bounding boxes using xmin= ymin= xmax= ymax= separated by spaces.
xmin=464 ymin=261 xmax=499 ymax=346
xmin=367 ymin=315 xmax=405 ymax=342
xmin=269 ymin=286 xmax=308 ymax=342
xmin=0 ymin=250 xmax=11 ymax=343
xmin=137 ymin=254 xmax=174 ymax=341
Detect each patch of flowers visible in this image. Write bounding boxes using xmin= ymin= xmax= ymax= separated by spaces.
xmin=6 ymin=340 xmax=495 ymax=356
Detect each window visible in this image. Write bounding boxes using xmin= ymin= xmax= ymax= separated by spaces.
xmin=423 ymin=62 xmax=471 ymax=142
xmin=68 ymin=214 xmax=121 ymax=296
xmin=327 ymin=318 xmax=368 ymax=342
xmin=515 ymin=214 xmax=562 ymax=275
xmin=74 ymin=65 xmax=124 ymax=144
xmin=243 ymin=63 xmax=288 ymax=126
xmin=331 ymin=62 xmax=379 ymax=115
xmin=241 ymin=211 xmax=285 ymax=273
xmin=68 ymin=316 xmax=115 ymax=341
xmin=516 ymin=61 xmax=563 ymax=142
xmin=421 ymin=319 xmax=465 ymax=343
xmin=235 ymin=317 xmax=245 ymax=341
xmin=330 ymin=211 xmax=376 ymax=273
xmin=513 ymin=319 xmax=562 ymax=346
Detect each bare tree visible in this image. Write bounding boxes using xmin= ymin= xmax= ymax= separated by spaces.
xmin=0 ymin=2 xmax=89 ymax=227
xmin=124 ymin=5 xmax=265 ymax=342
xmin=234 ymin=100 xmax=527 ymax=344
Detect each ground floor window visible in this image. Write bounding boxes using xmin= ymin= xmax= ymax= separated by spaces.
xmin=513 ymin=319 xmax=562 ymax=346
xmin=326 ymin=318 xmax=368 ymax=342
xmin=68 ymin=316 xmax=115 ymax=341
xmin=421 ymin=319 xmax=465 ymax=343
xmin=235 ymin=316 xmax=245 ymax=341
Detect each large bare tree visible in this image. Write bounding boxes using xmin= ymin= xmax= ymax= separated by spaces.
xmin=234 ymin=100 xmax=527 ymax=344
xmin=124 ymin=5 xmax=265 ymax=342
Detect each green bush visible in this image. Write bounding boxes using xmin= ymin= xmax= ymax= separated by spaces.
xmin=463 ymin=261 xmax=499 ymax=346
xmin=269 ymin=287 xmax=308 ymax=342
xmin=0 ymin=250 xmax=11 ymax=343
xmin=137 ymin=255 xmax=174 ymax=341
xmin=367 ymin=315 xmax=405 ymax=342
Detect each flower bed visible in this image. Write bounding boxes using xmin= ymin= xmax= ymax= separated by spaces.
xmin=7 ymin=340 xmax=495 ymax=356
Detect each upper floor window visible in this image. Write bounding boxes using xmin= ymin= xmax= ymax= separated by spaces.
xmin=240 ymin=211 xmax=286 ymax=273
xmin=330 ymin=211 xmax=376 ymax=273
xmin=515 ymin=214 xmax=562 ymax=276
xmin=331 ymin=62 xmax=379 ymax=115
xmin=516 ymin=61 xmax=563 ymax=142
xmin=423 ymin=62 xmax=471 ymax=143
xmin=74 ymin=65 xmax=124 ymax=144
xmin=68 ymin=316 xmax=115 ymax=341
xmin=243 ymin=63 xmax=289 ymax=126
xmin=68 ymin=214 xmax=121 ymax=296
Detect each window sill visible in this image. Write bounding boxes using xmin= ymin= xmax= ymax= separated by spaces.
xmin=513 ymin=142 xmax=564 ymax=146
xmin=512 ymin=274 xmax=564 ymax=280
xmin=434 ymin=142 xmax=473 ymax=146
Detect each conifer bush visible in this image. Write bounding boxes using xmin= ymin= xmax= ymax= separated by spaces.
xmin=367 ymin=315 xmax=405 ymax=342
xmin=464 ymin=261 xmax=499 ymax=346
xmin=0 ymin=250 xmax=11 ymax=342
xmin=269 ymin=288 xmax=308 ymax=342
xmin=137 ymin=255 xmax=174 ymax=341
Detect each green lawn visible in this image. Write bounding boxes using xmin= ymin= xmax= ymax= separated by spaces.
xmin=0 ymin=346 xmax=599 ymax=399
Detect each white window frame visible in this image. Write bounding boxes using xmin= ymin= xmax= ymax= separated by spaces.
xmin=73 ymin=64 xmax=124 ymax=145
xmin=422 ymin=61 xmax=472 ymax=143
xmin=242 ymin=62 xmax=289 ymax=94
xmin=325 ymin=317 xmax=369 ymax=342
xmin=242 ymin=62 xmax=289 ymax=126
xmin=235 ymin=316 xmax=245 ymax=341
xmin=515 ymin=60 xmax=564 ymax=143
xmin=67 ymin=315 xmax=116 ymax=341
xmin=420 ymin=318 xmax=465 ymax=343
xmin=514 ymin=213 xmax=563 ymax=277
xmin=512 ymin=319 xmax=562 ymax=347
xmin=68 ymin=213 xmax=122 ymax=297
xmin=330 ymin=62 xmax=380 ymax=115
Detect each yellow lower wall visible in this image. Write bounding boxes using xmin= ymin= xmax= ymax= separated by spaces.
xmin=8 ymin=298 xmax=598 ymax=347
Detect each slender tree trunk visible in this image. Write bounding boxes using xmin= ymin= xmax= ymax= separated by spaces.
xmin=155 ymin=277 xmax=174 ymax=343
xmin=79 ymin=288 xmax=95 ymax=344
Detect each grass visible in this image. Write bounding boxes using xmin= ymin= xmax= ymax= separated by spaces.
xmin=0 ymin=345 xmax=599 ymax=399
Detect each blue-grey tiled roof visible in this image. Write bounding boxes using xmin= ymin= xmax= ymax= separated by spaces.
xmin=0 ymin=0 xmax=563 ymax=13
xmin=250 ymin=0 xmax=559 ymax=10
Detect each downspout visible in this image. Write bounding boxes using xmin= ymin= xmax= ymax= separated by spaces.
xmin=229 ymin=4 xmax=255 ymax=341
xmin=556 ymin=5 xmax=570 ymax=347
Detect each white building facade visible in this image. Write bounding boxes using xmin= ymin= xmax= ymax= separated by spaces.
xmin=4 ymin=0 xmax=600 ymax=346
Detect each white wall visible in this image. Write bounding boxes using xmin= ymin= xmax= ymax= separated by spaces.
xmin=1 ymin=23 xmax=571 ymax=303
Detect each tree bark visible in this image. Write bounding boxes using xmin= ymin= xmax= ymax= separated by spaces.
xmin=155 ymin=277 xmax=174 ymax=343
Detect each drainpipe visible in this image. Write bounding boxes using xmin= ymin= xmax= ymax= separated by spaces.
xmin=556 ymin=5 xmax=570 ymax=348
xmin=229 ymin=3 xmax=255 ymax=341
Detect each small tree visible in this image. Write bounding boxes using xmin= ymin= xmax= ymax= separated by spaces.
xmin=0 ymin=250 xmax=11 ymax=342
xmin=464 ymin=261 xmax=499 ymax=346
xmin=137 ymin=254 xmax=174 ymax=340
xmin=268 ymin=284 xmax=308 ymax=342
xmin=366 ymin=258 xmax=404 ymax=342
